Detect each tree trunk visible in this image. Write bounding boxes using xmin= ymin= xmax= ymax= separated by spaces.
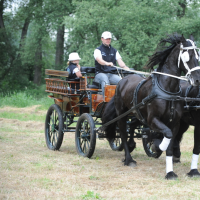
xmin=19 ymin=18 xmax=30 ymax=49
xmin=0 ymin=0 xmax=5 ymax=29
xmin=16 ymin=17 xmax=30 ymax=62
xmin=0 ymin=0 xmax=16 ymax=80
xmin=55 ymin=24 xmax=65 ymax=70
xmin=33 ymin=40 xmax=42 ymax=85
xmin=178 ymin=0 xmax=186 ymax=18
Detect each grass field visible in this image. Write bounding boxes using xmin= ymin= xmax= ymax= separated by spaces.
xmin=0 ymin=104 xmax=200 ymax=200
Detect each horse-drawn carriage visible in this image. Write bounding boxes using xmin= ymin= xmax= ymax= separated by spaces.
xmin=44 ymin=34 xmax=200 ymax=179
xmin=44 ymin=67 xmax=160 ymax=158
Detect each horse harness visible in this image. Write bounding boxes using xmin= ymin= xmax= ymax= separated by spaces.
xmin=133 ymin=73 xmax=182 ymax=125
xmin=183 ymin=85 xmax=200 ymax=123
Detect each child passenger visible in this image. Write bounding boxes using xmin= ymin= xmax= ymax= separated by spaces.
xmin=66 ymin=52 xmax=82 ymax=80
xmin=66 ymin=52 xmax=82 ymax=90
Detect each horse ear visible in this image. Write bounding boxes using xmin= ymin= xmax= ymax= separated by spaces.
xmin=190 ymin=34 xmax=195 ymax=41
xmin=181 ymin=34 xmax=186 ymax=42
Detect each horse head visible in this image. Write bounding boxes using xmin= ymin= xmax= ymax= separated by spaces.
xmin=179 ymin=35 xmax=200 ymax=86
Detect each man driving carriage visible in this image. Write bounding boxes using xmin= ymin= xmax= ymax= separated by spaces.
xmin=94 ymin=31 xmax=129 ymax=96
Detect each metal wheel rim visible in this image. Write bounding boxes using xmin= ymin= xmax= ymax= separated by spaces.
xmin=146 ymin=141 xmax=158 ymax=157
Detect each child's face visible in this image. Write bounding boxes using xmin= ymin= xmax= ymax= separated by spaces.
xmin=72 ymin=60 xmax=80 ymax=64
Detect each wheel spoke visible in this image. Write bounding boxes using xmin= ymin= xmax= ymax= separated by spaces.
xmin=84 ymin=141 xmax=86 ymax=153
xmin=51 ymin=132 xmax=55 ymax=146
xmin=49 ymin=130 xmax=53 ymax=138
xmin=82 ymin=140 xmax=85 ymax=152
xmin=80 ymin=139 xmax=84 ymax=152
xmin=54 ymin=130 xmax=58 ymax=142
xmin=85 ymin=137 xmax=90 ymax=143
xmin=82 ymin=121 xmax=86 ymax=132
xmin=49 ymin=115 xmax=53 ymax=124
xmin=86 ymin=139 xmax=90 ymax=150
xmin=52 ymin=110 xmax=55 ymax=123
xmin=54 ymin=110 xmax=56 ymax=124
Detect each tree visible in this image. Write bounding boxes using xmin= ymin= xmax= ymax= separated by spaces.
xmin=1 ymin=0 xmax=200 ymax=93
xmin=64 ymin=0 xmax=200 ymax=70
xmin=43 ymin=0 xmax=73 ymax=70
xmin=55 ymin=24 xmax=65 ymax=69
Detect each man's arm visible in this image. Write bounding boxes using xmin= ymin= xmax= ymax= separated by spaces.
xmin=94 ymin=49 xmax=114 ymax=66
xmin=96 ymin=57 xmax=114 ymax=66
xmin=117 ymin=58 xmax=130 ymax=70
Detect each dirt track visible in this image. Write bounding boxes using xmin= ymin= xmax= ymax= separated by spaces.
xmin=0 ymin=106 xmax=200 ymax=199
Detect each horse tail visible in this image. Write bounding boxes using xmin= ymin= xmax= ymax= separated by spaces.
xmin=101 ymin=97 xmax=117 ymax=140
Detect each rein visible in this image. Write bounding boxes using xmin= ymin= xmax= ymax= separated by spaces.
xmin=114 ymin=39 xmax=200 ymax=82
xmin=114 ymin=66 xmax=188 ymax=81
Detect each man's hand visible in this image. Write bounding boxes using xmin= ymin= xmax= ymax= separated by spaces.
xmin=123 ymin=66 xmax=130 ymax=70
xmin=105 ymin=62 xmax=114 ymax=66
xmin=96 ymin=56 xmax=114 ymax=67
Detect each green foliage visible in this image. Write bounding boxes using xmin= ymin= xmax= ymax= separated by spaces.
xmin=0 ymin=86 xmax=53 ymax=110
xmin=64 ymin=0 xmax=200 ymax=70
xmin=2 ymin=0 xmax=200 ymax=94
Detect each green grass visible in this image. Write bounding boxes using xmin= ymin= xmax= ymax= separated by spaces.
xmin=0 ymin=111 xmax=45 ymax=121
xmin=81 ymin=191 xmax=103 ymax=200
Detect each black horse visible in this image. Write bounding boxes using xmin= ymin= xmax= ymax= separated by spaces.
xmin=172 ymin=80 xmax=200 ymax=177
xmin=101 ymin=33 xmax=200 ymax=179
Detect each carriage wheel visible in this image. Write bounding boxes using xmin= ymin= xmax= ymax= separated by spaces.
xmin=109 ymin=132 xmax=124 ymax=151
xmin=109 ymin=133 xmax=135 ymax=153
xmin=45 ymin=104 xmax=64 ymax=150
xmin=142 ymin=137 xmax=162 ymax=158
xmin=75 ymin=113 xmax=96 ymax=158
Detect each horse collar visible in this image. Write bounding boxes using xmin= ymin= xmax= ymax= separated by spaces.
xmin=151 ymin=74 xmax=182 ymax=100
xmin=132 ymin=74 xmax=182 ymax=125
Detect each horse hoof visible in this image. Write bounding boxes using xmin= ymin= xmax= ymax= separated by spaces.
xmin=187 ymin=169 xmax=200 ymax=177
xmin=173 ymin=156 xmax=181 ymax=163
xmin=165 ymin=171 xmax=178 ymax=180
xmin=128 ymin=161 xmax=137 ymax=167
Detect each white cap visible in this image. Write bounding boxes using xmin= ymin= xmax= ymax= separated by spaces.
xmin=101 ymin=31 xmax=112 ymax=39
xmin=68 ymin=52 xmax=81 ymax=61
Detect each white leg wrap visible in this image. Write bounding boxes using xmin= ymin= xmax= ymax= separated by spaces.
xmin=159 ymin=137 xmax=171 ymax=151
xmin=166 ymin=156 xmax=173 ymax=173
xmin=191 ymin=154 xmax=199 ymax=170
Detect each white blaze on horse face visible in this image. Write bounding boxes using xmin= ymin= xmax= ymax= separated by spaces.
xmin=181 ymin=51 xmax=190 ymax=63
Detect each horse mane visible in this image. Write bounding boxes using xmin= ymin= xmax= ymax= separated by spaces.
xmin=144 ymin=33 xmax=183 ymax=71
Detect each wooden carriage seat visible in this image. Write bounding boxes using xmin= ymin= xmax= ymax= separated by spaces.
xmin=81 ymin=67 xmax=101 ymax=89
xmin=80 ymin=67 xmax=136 ymax=90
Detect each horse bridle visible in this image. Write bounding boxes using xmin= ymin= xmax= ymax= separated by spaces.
xmin=178 ymin=39 xmax=200 ymax=81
